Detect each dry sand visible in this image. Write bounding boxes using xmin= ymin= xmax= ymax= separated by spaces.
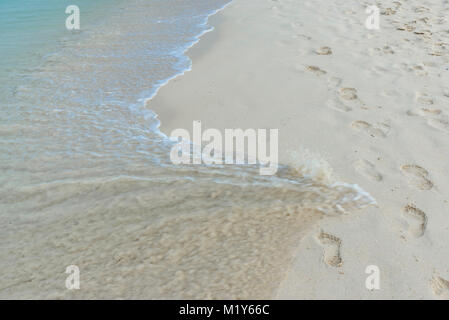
xmin=150 ymin=0 xmax=449 ymax=299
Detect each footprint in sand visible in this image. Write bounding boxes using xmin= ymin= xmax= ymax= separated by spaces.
xmin=416 ymin=92 xmax=434 ymax=105
xmin=327 ymin=77 xmax=342 ymax=89
xmin=371 ymin=46 xmax=395 ymax=55
xmin=293 ymin=33 xmax=312 ymax=41
xmin=431 ymin=276 xmax=449 ymax=299
xmin=326 ymin=99 xmax=351 ymax=112
xmin=317 ymin=231 xmax=342 ymax=267
xmin=355 ymin=159 xmax=382 ymax=181
xmin=427 ymin=118 xmax=449 ymax=134
xmin=402 ymin=204 xmax=427 ymax=238
xmin=381 ymin=8 xmax=397 ymax=15
xmin=396 ymin=22 xmax=416 ymax=32
xmin=306 ymin=65 xmax=327 ymax=76
xmin=351 ymin=120 xmax=390 ymax=138
xmin=400 ymin=164 xmax=433 ymax=190
xmin=411 ymin=64 xmax=428 ymax=76
xmin=406 ymin=108 xmax=442 ymax=117
xmin=339 ymin=87 xmax=358 ymax=100
xmin=315 ymin=46 xmax=332 ymax=55
xmin=405 ymin=108 xmax=449 ymax=134
xmin=401 ymin=63 xmax=428 ymax=76
xmin=414 ymin=6 xmax=430 ymax=13
xmin=418 ymin=16 xmax=431 ymax=26
xmin=413 ymin=30 xmax=432 ymax=38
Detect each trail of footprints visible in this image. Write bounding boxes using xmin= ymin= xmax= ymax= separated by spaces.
xmin=274 ymin=0 xmax=447 ymax=297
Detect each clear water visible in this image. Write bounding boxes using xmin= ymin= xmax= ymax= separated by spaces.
xmin=0 ymin=0 xmax=116 ymax=77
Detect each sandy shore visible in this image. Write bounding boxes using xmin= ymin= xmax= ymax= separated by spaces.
xmin=150 ymin=0 xmax=449 ymax=299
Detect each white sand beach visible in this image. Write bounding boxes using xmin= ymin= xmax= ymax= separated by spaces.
xmin=150 ymin=0 xmax=449 ymax=299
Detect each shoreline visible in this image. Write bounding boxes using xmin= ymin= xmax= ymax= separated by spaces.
xmin=144 ymin=1 xmax=233 ymax=139
xmin=149 ymin=0 xmax=449 ymax=299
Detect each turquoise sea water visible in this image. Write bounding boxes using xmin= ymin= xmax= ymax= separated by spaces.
xmin=0 ymin=0 xmax=117 ymax=75
xmin=0 ymin=0 xmax=232 ymax=151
